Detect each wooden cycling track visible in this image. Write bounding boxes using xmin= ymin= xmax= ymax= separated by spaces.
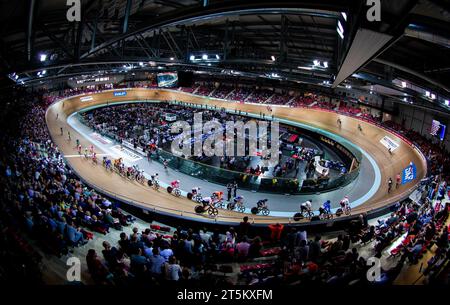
xmin=45 ymin=88 xmax=427 ymax=225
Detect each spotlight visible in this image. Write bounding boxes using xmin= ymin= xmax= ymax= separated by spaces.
xmin=202 ymin=54 xmax=208 ymax=60
xmin=190 ymin=55 xmax=195 ymax=61
xmin=39 ymin=53 xmax=47 ymax=62
xmin=215 ymin=54 xmax=220 ymax=59
xmin=271 ymin=56 xmax=276 ymax=61
xmin=337 ymin=21 xmax=344 ymax=34
xmin=323 ymin=61 xmax=328 ymax=68
xmin=401 ymin=81 xmax=407 ymax=88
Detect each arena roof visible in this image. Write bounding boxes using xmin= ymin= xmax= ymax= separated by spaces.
xmin=0 ymin=0 xmax=449 ymax=110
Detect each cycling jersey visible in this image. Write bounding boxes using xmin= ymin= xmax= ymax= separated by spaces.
xmin=301 ymin=201 xmax=312 ymax=210
xmin=201 ymin=197 xmax=212 ymax=206
xmin=340 ymin=198 xmax=349 ymax=208
xmin=257 ymin=200 xmax=268 ymax=207
xmin=322 ymin=201 xmax=331 ymax=213
xmin=213 ymin=191 xmax=223 ymax=200
xmin=234 ymin=196 xmax=244 ymax=202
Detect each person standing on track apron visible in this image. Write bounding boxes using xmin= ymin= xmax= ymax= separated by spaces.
xmin=232 ymin=181 xmax=238 ymax=197
xmin=226 ymin=182 xmax=233 ymax=201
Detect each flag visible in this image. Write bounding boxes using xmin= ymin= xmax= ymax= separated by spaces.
xmin=430 ymin=120 xmax=446 ymax=140
xmin=430 ymin=120 xmax=440 ymax=136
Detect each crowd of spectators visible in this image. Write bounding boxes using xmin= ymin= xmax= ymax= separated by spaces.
xmin=195 ymin=83 xmax=215 ymax=96
xmin=226 ymin=87 xmax=253 ymax=102
xmin=0 ymin=88 xmax=137 ymax=278
xmin=269 ymin=93 xmax=292 ymax=105
xmin=211 ymin=85 xmax=234 ymax=99
xmin=246 ymin=89 xmax=274 ymax=104
xmin=290 ymin=96 xmax=315 ymax=107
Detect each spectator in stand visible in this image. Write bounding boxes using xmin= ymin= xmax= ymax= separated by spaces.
xmin=86 ymin=249 xmax=113 ymax=284
xmin=248 ymin=236 xmax=263 ymax=258
xmin=102 ymin=241 xmax=119 ymax=268
xmin=160 ymin=243 xmax=174 ymax=261
xmin=295 ymin=239 xmax=310 ymax=264
xmin=268 ymin=223 xmax=284 ymax=242
xmin=236 ymin=236 xmax=251 ymax=260
xmin=148 ymin=247 xmax=166 ymax=278
xmin=164 ymin=256 xmax=182 ymax=281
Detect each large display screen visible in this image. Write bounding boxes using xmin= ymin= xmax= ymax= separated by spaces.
xmin=157 ymin=72 xmax=178 ymax=87
xmin=430 ymin=119 xmax=446 ymax=141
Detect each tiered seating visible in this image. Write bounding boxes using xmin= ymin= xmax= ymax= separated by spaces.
xmin=246 ymin=89 xmax=273 ymax=104
xmin=290 ymin=96 xmax=315 ymax=107
xmin=338 ymin=103 xmax=362 ymax=115
xmin=269 ymin=93 xmax=291 ymax=105
xmin=227 ymin=87 xmax=252 ymax=102
xmin=210 ymin=85 xmax=233 ymax=99
xmin=195 ymin=84 xmax=215 ymax=96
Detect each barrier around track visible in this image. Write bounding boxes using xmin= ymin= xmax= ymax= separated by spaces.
xmin=60 ymin=153 xmax=297 ymax=225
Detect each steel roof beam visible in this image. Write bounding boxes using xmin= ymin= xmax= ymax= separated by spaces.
xmin=79 ymin=1 xmax=348 ymax=59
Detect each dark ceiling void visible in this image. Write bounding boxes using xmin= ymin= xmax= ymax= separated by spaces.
xmin=0 ymin=0 xmax=448 ymax=110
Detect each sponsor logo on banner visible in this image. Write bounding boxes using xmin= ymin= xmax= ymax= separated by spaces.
xmin=379 ymin=136 xmax=399 ymax=151
xmin=113 ymin=91 xmax=127 ymax=97
xmin=80 ymin=96 xmax=93 ymax=102
xmin=401 ymin=162 xmax=417 ymax=185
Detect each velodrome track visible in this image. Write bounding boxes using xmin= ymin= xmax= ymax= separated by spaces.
xmin=45 ymin=88 xmax=427 ymax=225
